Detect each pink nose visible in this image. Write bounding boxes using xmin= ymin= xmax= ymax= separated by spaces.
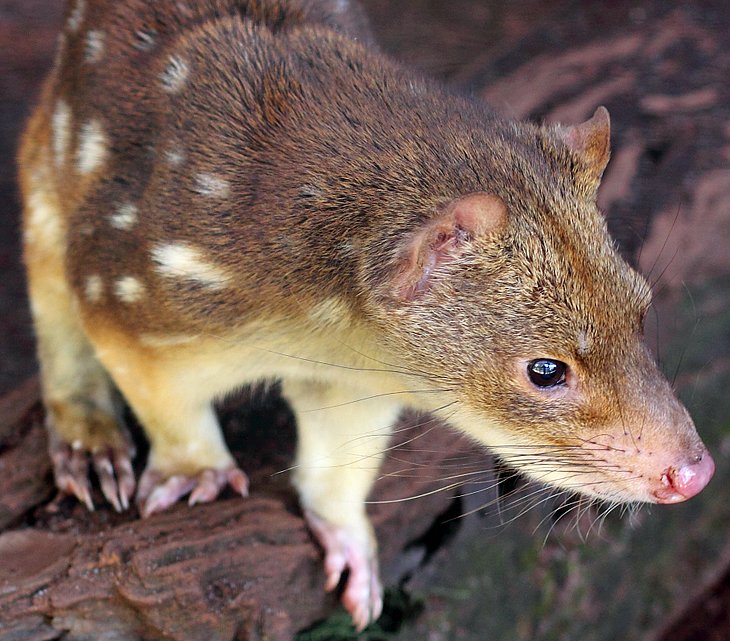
xmin=654 ymin=450 xmax=715 ymax=503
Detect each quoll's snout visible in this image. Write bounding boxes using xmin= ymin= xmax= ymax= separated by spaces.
xmin=654 ymin=448 xmax=715 ymax=504
xmin=503 ymin=345 xmax=716 ymax=507
xmin=623 ymin=364 xmax=716 ymax=505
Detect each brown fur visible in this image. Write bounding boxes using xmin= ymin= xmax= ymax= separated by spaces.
xmin=18 ymin=0 xmax=712 ymax=628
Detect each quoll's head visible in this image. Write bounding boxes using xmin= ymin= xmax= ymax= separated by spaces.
xmin=377 ymin=107 xmax=714 ymax=506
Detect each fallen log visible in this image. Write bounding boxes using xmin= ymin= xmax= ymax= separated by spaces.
xmin=0 ymin=381 xmax=481 ymax=641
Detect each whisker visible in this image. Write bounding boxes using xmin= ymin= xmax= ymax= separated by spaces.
xmin=539 ymin=494 xmax=580 ymax=544
xmin=652 ymin=303 xmax=662 ymax=366
xmin=670 ymin=281 xmax=700 ymax=388
xmin=301 ymin=387 xmax=453 ymax=412
xmin=272 ymin=403 xmax=459 ymax=477
xmin=203 ymin=331 xmax=447 ymax=384
xmin=382 ymin=467 xmax=491 ymax=483
xmin=320 ymin=337 xmax=453 ymax=385
xmin=367 ymin=480 xmax=468 ymax=504
xmin=645 ymin=202 xmax=682 ymax=286
xmin=499 ymin=486 xmax=562 ymax=528
xmin=609 ymin=377 xmax=638 ymax=452
xmin=273 ymin=293 xmax=453 ymax=386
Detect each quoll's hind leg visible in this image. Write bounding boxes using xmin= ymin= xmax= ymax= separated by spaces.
xmin=37 ymin=325 xmax=136 ymax=513
xmin=89 ymin=340 xmax=249 ymax=516
xmin=24 ymin=191 xmax=136 ymax=512
xmin=283 ymin=380 xmax=401 ymax=631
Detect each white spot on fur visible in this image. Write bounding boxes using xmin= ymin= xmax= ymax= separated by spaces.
xmin=85 ymin=275 xmax=103 ymax=302
xmin=25 ymin=188 xmax=62 ymax=248
xmin=52 ymin=99 xmax=71 ymax=168
xmin=133 ymin=29 xmax=157 ymax=52
xmin=67 ymin=0 xmax=85 ymax=33
xmin=139 ymin=333 xmax=199 ymax=347
xmin=299 ymin=184 xmax=322 ymax=198
xmin=84 ymin=30 xmax=105 ymax=63
xmin=194 ymin=173 xmax=230 ymax=198
xmin=151 ymin=242 xmax=231 ymax=289
xmin=76 ymin=120 xmax=108 ymax=174
xmin=160 ymin=55 xmax=189 ymax=93
xmin=577 ymin=330 xmax=591 ymax=356
xmin=110 ymin=203 xmax=139 ymax=230
xmin=308 ymin=297 xmax=351 ymax=327
xmin=164 ymin=144 xmax=185 ymax=166
xmin=114 ymin=276 xmax=145 ymax=303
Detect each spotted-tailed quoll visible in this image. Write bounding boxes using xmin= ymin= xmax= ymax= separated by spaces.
xmin=18 ymin=0 xmax=714 ymax=630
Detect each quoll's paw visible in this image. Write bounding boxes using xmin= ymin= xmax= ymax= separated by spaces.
xmin=48 ymin=420 xmax=136 ymax=513
xmin=136 ymin=464 xmax=249 ymax=518
xmin=305 ymin=509 xmax=383 ymax=632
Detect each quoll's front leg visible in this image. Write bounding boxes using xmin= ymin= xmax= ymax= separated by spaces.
xmin=283 ymin=380 xmax=401 ymax=631
xmin=84 ymin=333 xmax=249 ymax=516
xmin=132 ymin=404 xmax=249 ymax=517
xmin=304 ymin=507 xmax=383 ymax=630
xmin=127 ymin=395 xmax=249 ymax=517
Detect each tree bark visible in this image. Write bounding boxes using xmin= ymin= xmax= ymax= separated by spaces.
xmin=0 ymin=380 xmax=479 ymax=641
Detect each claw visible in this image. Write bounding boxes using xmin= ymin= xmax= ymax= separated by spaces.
xmin=141 ymin=475 xmax=197 ymax=517
xmin=188 ymin=469 xmax=221 ymax=506
xmin=52 ymin=439 xmax=95 ymax=511
xmin=304 ymin=509 xmax=383 ymax=631
xmin=226 ymin=467 xmax=250 ymax=497
xmin=59 ymin=472 xmax=95 ymax=512
xmin=94 ymin=451 xmax=122 ymax=512
xmin=90 ymin=447 xmax=136 ymax=513
xmin=137 ymin=464 xmax=249 ymax=517
xmin=114 ymin=454 xmax=136 ymax=511
xmin=47 ymin=425 xmax=136 ymax=512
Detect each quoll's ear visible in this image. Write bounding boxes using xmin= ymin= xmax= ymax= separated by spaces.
xmin=392 ymin=192 xmax=507 ymax=301
xmin=556 ymin=106 xmax=611 ymax=193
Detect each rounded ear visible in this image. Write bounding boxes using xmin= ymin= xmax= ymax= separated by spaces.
xmin=391 ymin=192 xmax=507 ymax=301
xmin=555 ymin=106 xmax=611 ymax=193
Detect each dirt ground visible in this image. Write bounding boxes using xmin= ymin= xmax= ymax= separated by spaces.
xmin=1 ymin=1 xmax=729 ymax=639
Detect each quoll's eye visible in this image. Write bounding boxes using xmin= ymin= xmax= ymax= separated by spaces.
xmin=527 ymin=359 xmax=567 ymax=388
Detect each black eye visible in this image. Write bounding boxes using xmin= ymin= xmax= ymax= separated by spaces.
xmin=527 ymin=359 xmax=567 ymax=388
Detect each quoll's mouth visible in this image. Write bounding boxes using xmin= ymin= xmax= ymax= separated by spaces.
xmin=653 ymin=449 xmax=716 ymax=504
